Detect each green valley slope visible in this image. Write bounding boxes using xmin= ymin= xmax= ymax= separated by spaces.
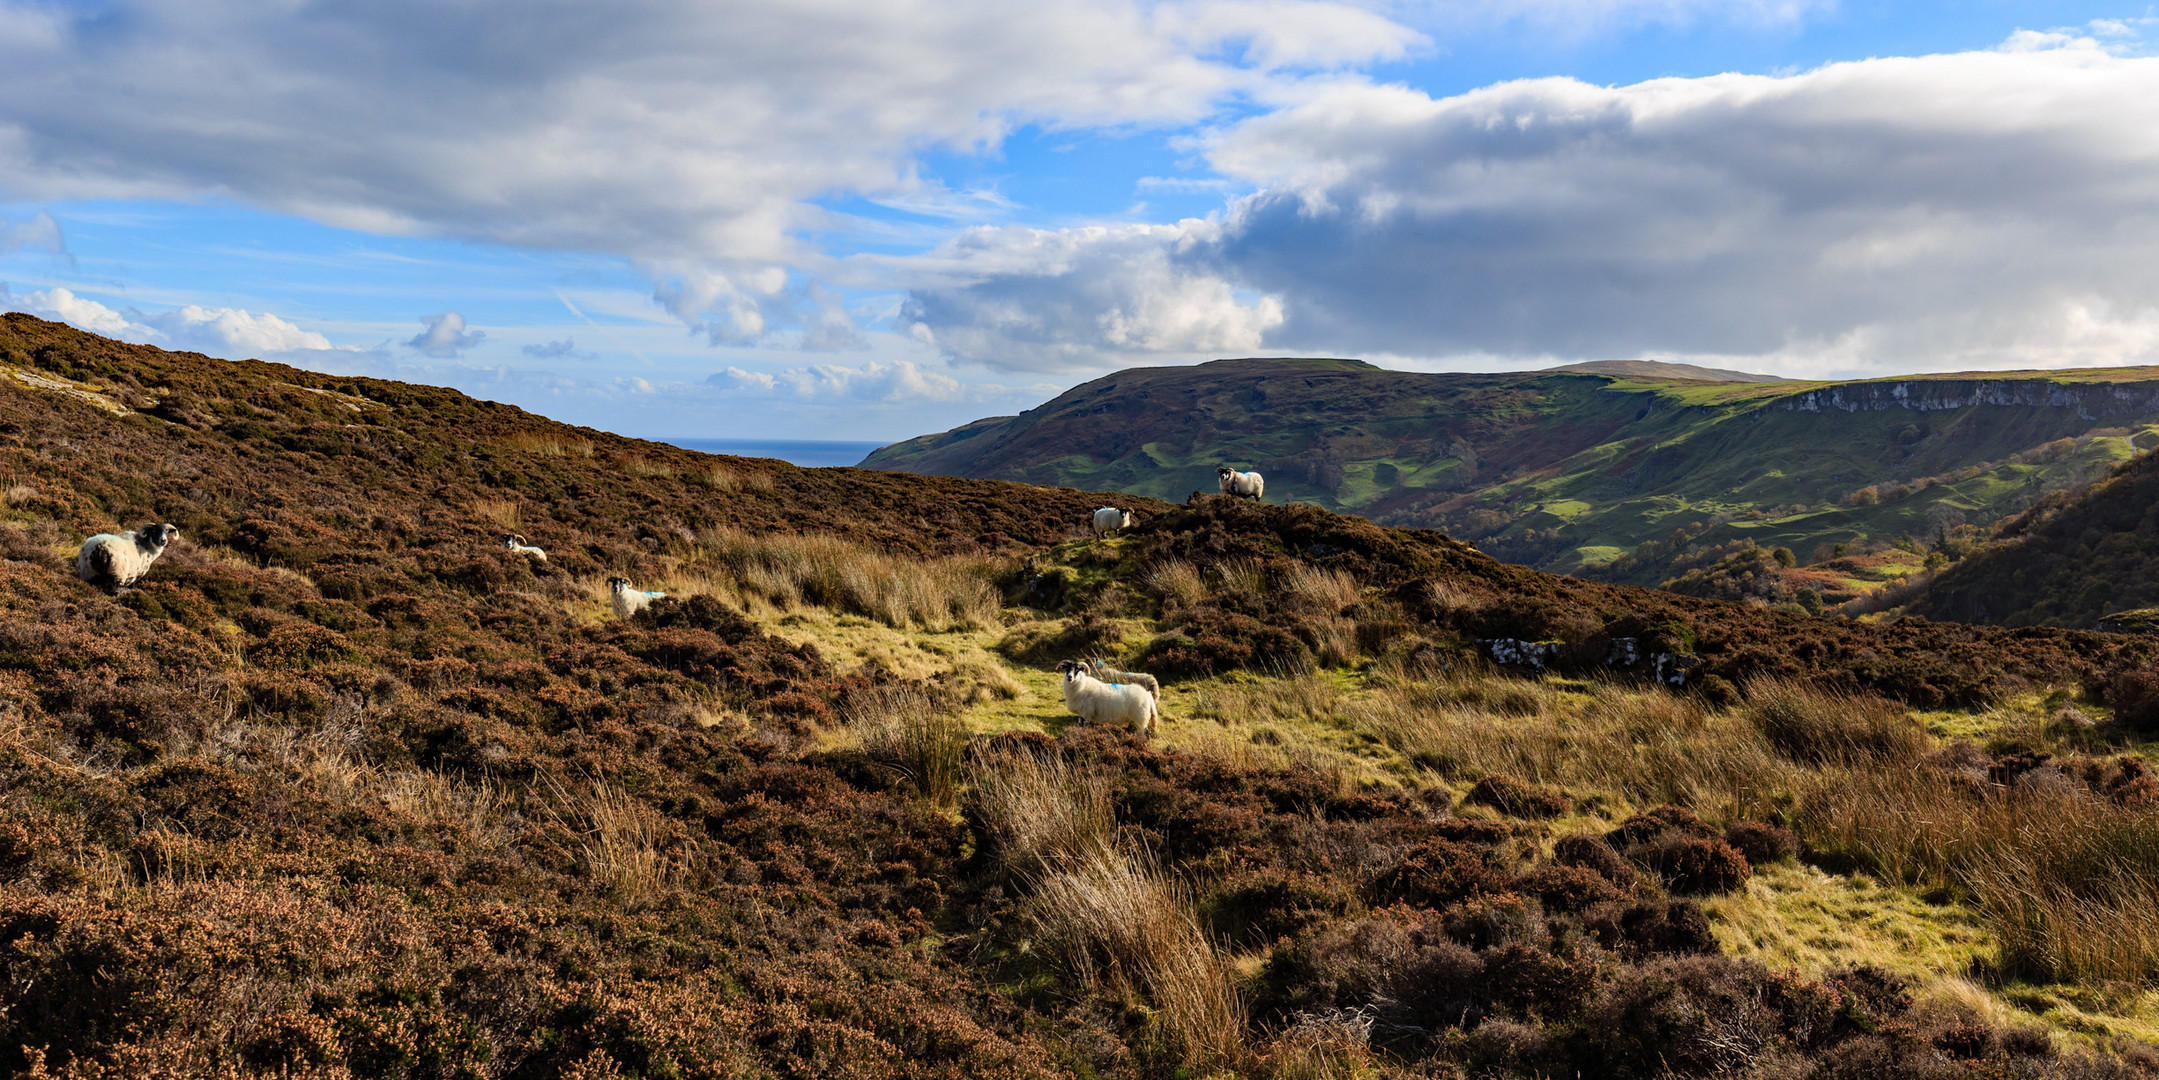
xmin=863 ymin=357 xmax=2159 ymax=585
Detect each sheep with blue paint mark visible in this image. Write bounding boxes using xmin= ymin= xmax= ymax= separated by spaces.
xmin=608 ymin=576 xmax=667 ymax=619
xmin=1216 ymin=467 xmax=1264 ymax=501
xmin=1057 ymin=659 xmax=1156 ymax=739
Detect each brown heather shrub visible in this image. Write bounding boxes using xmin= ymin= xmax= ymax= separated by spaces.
xmin=1726 ymin=820 xmax=1799 ymax=864
xmin=1552 ymin=833 xmax=1637 ymax=889
xmin=1632 ymin=832 xmax=1752 ymax=895
xmin=1464 ymin=773 xmax=1571 ymax=818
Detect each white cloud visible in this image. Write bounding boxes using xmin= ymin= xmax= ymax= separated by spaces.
xmin=904 ymin=36 xmax=2159 ymax=377
xmin=405 ymin=311 xmax=485 ymax=358
xmin=142 ymin=304 xmax=331 ymax=353
xmin=900 ymin=222 xmax=1283 ymax=371
xmin=705 ymin=357 xmax=994 ymax=403
xmin=0 ymin=211 xmax=63 ymax=254
xmin=4 ymin=286 xmax=133 ymax=336
xmin=1 ymin=285 xmax=334 ymax=356
xmin=0 ymin=0 xmax=1419 ymax=272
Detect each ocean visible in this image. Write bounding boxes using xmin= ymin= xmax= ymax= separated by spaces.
xmin=657 ymin=437 xmax=889 ymax=469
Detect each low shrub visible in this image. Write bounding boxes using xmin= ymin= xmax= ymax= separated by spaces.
xmin=1464 ymin=773 xmax=1571 ymax=818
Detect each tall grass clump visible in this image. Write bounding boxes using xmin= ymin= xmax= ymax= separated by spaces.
xmin=1030 ymin=844 xmax=1249 ymax=1069
xmin=503 ymin=431 xmax=594 ymax=457
xmin=1349 ymin=673 xmax=1792 ymax=818
xmin=1746 ymin=677 xmax=1926 ymax=766
xmin=1799 ymin=769 xmax=2159 ymax=985
xmin=542 ymin=776 xmax=681 ymax=905
xmin=968 ymin=749 xmax=1115 ymax=877
xmin=973 ymin=750 xmax=1245 ymax=1069
xmin=1147 ymin=559 xmax=1208 ymax=607
xmin=698 ymin=526 xmax=1002 ymax=630
xmin=1281 ymin=564 xmax=1360 ymax=615
xmin=848 ymin=686 xmax=967 ymax=807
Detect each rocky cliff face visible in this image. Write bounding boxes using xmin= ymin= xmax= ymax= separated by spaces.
xmin=1776 ymin=378 xmax=2159 ymax=420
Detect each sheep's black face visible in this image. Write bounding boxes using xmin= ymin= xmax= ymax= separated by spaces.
xmin=607 ymin=577 xmax=628 ymax=594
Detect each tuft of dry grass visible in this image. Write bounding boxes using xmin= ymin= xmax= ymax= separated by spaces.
xmin=541 ymin=776 xmax=682 ymax=906
xmin=1747 ymin=677 xmax=1926 ymax=766
xmin=1282 ymin=564 xmax=1360 ymax=615
xmin=470 ymin=497 xmax=520 ymax=530
xmin=504 ymin=431 xmax=594 ymax=457
xmin=624 ymin=456 xmax=677 ymax=480
xmin=972 ymin=747 xmax=1248 ymax=1068
xmin=848 ymin=685 xmax=968 ymax=807
xmin=4 ymin=483 xmax=35 ymax=507
xmin=1147 ymin=560 xmax=1208 ymax=607
xmin=1423 ymin=577 xmax=1489 ymax=618
xmin=969 ymin=749 xmax=1116 ymax=878
xmin=1214 ymin=557 xmax=1268 ymax=599
xmin=1028 ymin=843 xmax=1248 ymax=1068
xmin=697 ymin=526 xmax=1003 ymax=631
xmin=1799 ymin=768 xmax=2159 ymax=986
xmin=697 ymin=465 xmax=741 ymax=492
xmin=1345 ymin=671 xmax=1793 ymax=818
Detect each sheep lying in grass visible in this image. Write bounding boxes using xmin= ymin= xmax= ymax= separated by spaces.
xmin=608 ymin=576 xmax=667 ymax=619
xmin=1081 ymin=657 xmax=1159 ymax=699
xmin=1057 ymin=659 xmax=1156 ymax=739
xmin=504 ymin=533 xmax=547 ymax=560
xmin=1216 ymin=467 xmax=1264 ymax=501
xmin=1091 ymin=507 xmax=1135 ymax=536
xmin=77 ymin=523 xmax=179 ymax=594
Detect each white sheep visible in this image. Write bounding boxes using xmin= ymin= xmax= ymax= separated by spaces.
xmin=608 ymin=576 xmax=667 ymax=619
xmin=77 ymin=523 xmax=180 ymax=594
xmin=504 ymin=533 xmax=547 ymax=560
xmin=1091 ymin=507 xmax=1136 ymax=536
xmin=1057 ymin=659 xmax=1157 ymax=739
xmin=1081 ymin=657 xmax=1159 ymax=699
xmin=1216 ymin=467 xmax=1264 ymax=501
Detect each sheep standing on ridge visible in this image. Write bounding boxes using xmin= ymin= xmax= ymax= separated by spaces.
xmin=608 ymin=576 xmax=667 ymax=619
xmin=1217 ymin=467 xmax=1264 ymax=501
xmin=1091 ymin=507 xmax=1135 ymax=536
xmin=1057 ymin=659 xmax=1157 ymax=739
xmin=77 ymin=523 xmax=179 ymax=594
xmin=504 ymin=533 xmax=547 ymax=560
xmin=1081 ymin=657 xmax=1159 ymax=699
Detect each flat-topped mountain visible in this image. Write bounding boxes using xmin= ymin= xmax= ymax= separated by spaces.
xmin=864 ymin=357 xmax=2159 ymax=589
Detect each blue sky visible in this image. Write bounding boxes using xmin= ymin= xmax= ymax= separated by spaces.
xmin=4 ymin=1 xmax=2158 ymax=442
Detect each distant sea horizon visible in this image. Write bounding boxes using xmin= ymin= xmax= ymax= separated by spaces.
xmin=658 ymin=437 xmax=888 ymax=469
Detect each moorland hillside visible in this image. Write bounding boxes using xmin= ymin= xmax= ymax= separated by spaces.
xmin=1909 ymin=444 xmax=2159 ymax=629
xmin=863 ymin=357 xmax=2159 ymax=596
xmin=4 ymin=313 xmax=2159 ymax=1077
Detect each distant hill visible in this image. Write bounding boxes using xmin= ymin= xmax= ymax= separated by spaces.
xmin=1909 ymin=446 xmax=2159 ymax=628
xmin=864 ymin=357 xmax=2159 ymax=588
xmin=1545 ymin=359 xmax=1786 ymax=383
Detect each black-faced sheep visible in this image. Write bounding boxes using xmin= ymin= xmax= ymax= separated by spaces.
xmin=1091 ymin=507 xmax=1135 ymax=536
xmin=1057 ymin=659 xmax=1157 ymax=739
xmin=1216 ymin=467 xmax=1264 ymax=501
xmin=607 ymin=576 xmax=667 ymax=619
xmin=77 ymin=523 xmax=179 ymax=594
xmin=504 ymin=533 xmax=547 ymax=560
xmin=1081 ymin=657 xmax=1159 ymax=699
